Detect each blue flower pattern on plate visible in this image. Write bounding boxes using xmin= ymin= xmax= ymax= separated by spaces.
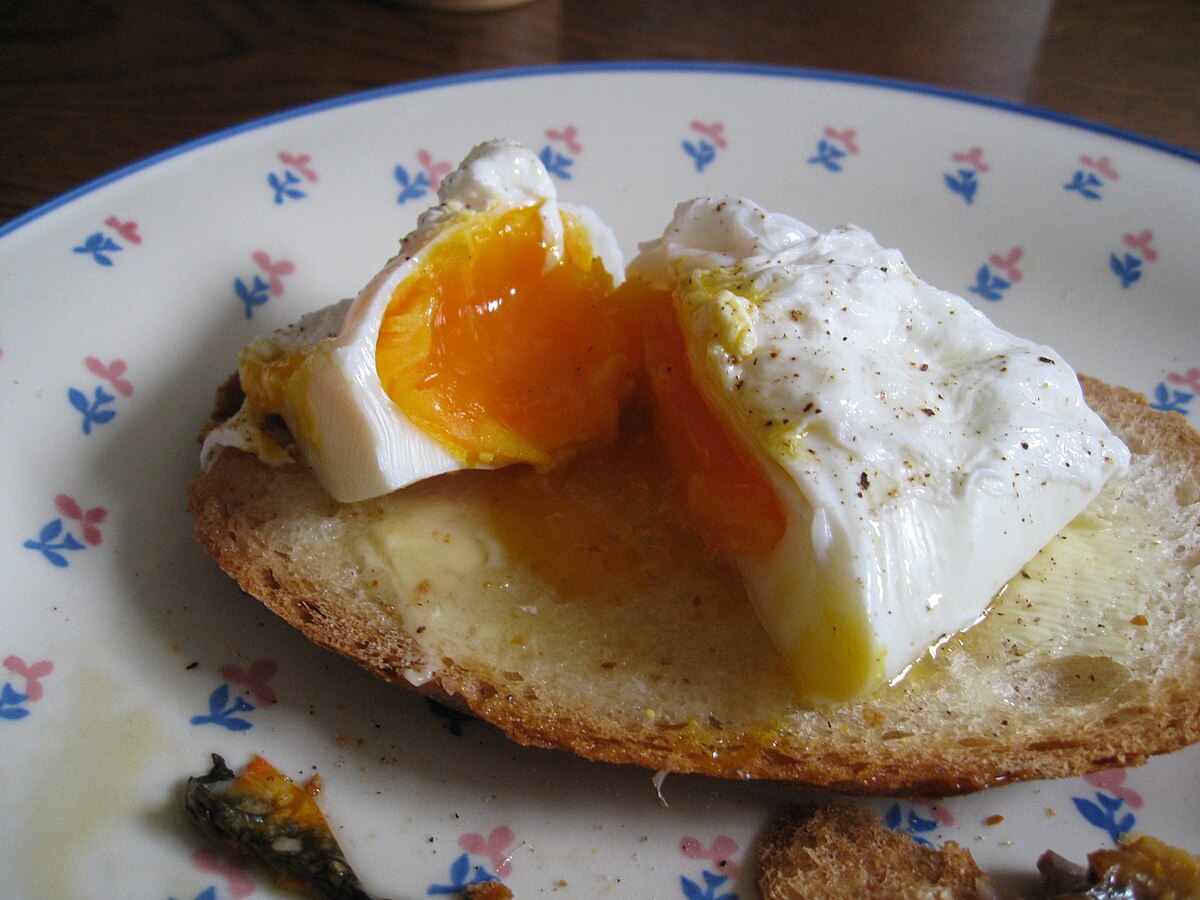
xmin=24 ymin=495 xmax=105 ymax=568
xmin=1 ymin=656 xmax=53 ymax=721
xmin=426 ymin=853 xmax=500 ymax=895
xmin=1150 ymin=368 xmax=1197 ymax=415
xmin=884 ymin=801 xmax=940 ymax=846
xmin=74 ymin=231 xmax=122 ymax=266
xmin=1110 ymin=228 xmax=1156 ymax=289
xmin=0 ymin=682 xmax=31 ymax=720
xmin=71 ymin=216 xmax=142 ymax=266
xmin=1073 ymin=791 xmax=1136 ymax=843
xmin=268 ymin=151 xmax=317 ymax=203
xmin=1065 ymin=154 xmax=1118 ymax=200
xmin=681 ymin=870 xmax=736 ymax=900
xmin=684 ymin=120 xmax=728 ymax=172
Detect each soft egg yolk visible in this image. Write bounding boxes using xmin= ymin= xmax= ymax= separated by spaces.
xmin=627 ymin=280 xmax=787 ymax=557
xmin=375 ymin=204 xmax=641 ymax=467
xmin=630 ymin=281 xmax=881 ymax=700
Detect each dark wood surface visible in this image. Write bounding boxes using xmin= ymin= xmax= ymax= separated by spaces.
xmin=3 ymin=0 xmax=1197 ymax=225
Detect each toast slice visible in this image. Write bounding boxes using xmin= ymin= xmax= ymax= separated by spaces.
xmin=188 ymin=374 xmax=1200 ymax=796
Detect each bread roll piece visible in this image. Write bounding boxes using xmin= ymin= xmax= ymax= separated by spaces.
xmin=756 ymin=802 xmax=996 ymax=900
xmin=189 ymin=375 xmax=1200 ymax=796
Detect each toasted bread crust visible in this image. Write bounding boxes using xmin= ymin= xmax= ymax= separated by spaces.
xmin=757 ymin=802 xmax=992 ymax=899
xmin=189 ymin=376 xmax=1200 ymax=796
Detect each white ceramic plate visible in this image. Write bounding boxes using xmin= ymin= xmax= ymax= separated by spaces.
xmin=2 ymin=62 xmax=1198 ymax=899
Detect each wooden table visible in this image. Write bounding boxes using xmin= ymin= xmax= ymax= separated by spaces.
xmin=2 ymin=0 xmax=1197 ymax=225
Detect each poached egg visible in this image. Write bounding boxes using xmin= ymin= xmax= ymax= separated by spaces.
xmin=201 ymin=140 xmax=639 ymax=502
xmin=622 ymin=197 xmax=1130 ymax=700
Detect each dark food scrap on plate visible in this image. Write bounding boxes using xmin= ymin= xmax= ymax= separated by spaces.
xmin=1036 ymin=835 xmax=1200 ymax=899
xmin=184 ymin=753 xmax=511 ymax=900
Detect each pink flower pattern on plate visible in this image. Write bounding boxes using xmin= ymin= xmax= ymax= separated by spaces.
xmin=680 ymin=833 xmax=741 ymax=899
xmin=459 ymin=826 xmax=516 ymax=878
xmin=808 ymin=126 xmax=856 ymax=172
xmin=218 ymin=659 xmax=279 ymax=707
xmin=2 ymin=655 xmax=54 ymax=720
xmin=680 ymin=834 xmax=740 ymax=877
xmin=251 ymin=252 xmax=295 ymax=297
xmin=103 ymin=216 xmax=142 ymax=244
xmin=1168 ymin=368 xmax=1200 ymax=394
xmin=1083 ymin=768 xmax=1144 ymax=809
xmin=278 ymin=151 xmax=318 ymax=183
xmin=545 ymin=125 xmax=583 ymax=154
xmin=192 ymin=848 xmax=256 ymax=899
xmin=85 ymin=357 xmax=134 ymax=397
xmin=417 ymin=149 xmax=453 ymax=191
xmin=4 ymin=656 xmax=54 ymax=702
xmin=235 ymin=251 xmax=296 ymax=318
xmin=56 ymin=494 xmax=106 ymax=545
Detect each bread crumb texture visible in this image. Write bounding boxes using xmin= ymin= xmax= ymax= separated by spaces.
xmin=756 ymin=802 xmax=993 ymax=899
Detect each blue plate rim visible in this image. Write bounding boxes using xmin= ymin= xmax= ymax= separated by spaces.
xmin=3 ymin=59 xmax=1197 ymax=241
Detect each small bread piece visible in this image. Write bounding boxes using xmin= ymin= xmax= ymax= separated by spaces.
xmin=188 ymin=376 xmax=1200 ymax=796
xmin=757 ymin=802 xmax=995 ymax=900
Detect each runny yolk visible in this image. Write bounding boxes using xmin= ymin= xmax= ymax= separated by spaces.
xmin=375 ymin=205 xmax=641 ymax=467
xmin=632 ymin=282 xmax=787 ymax=557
